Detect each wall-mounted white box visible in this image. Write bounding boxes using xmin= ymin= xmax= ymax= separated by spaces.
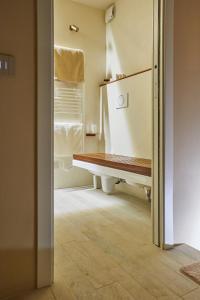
xmin=115 ymin=93 xmax=129 ymax=109
xmin=0 ymin=54 xmax=15 ymax=75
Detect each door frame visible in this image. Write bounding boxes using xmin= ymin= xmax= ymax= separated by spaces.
xmin=36 ymin=0 xmax=174 ymax=287
xmin=37 ymin=0 xmax=54 ymax=288
xmin=153 ymin=0 xmax=174 ymax=248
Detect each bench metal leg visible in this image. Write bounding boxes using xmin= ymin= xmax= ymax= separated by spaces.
xmin=93 ymin=175 xmax=102 ymax=189
xmin=144 ymin=186 xmax=151 ymax=202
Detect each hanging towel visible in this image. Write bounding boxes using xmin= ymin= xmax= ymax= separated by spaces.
xmin=99 ymin=86 xmax=103 ymax=141
xmin=54 ymin=123 xmax=83 ymax=170
xmin=54 ymin=123 xmax=83 ymax=157
xmin=99 ymin=85 xmax=108 ymax=141
xmin=54 ymin=47 xmax=84 ymax=83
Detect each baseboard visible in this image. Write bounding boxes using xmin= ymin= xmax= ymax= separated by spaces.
xmin=161 ymin=243 xmax=175 ymax=250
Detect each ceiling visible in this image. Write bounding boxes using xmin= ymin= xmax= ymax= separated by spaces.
xmin=72 ymin=0 xmax=113 ymax=10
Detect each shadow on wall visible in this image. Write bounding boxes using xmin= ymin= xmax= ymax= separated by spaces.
xmin=106 ymin=24 xmax=123 ymax=79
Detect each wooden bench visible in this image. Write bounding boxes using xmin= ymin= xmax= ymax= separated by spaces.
xmin=73 ymin=153 xmax=151 ymax=177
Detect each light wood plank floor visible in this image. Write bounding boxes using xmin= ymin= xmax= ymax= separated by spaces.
xmin=12 ymin=189 xmax=200 ymax=299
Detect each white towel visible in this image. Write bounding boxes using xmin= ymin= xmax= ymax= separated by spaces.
xmin=54 ymin=123 xmax=83 ymax=170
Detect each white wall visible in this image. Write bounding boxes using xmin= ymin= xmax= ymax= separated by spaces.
xmin=173 ymin=0 xmax=200 ymax=250
xmin=102 ymin=71 xmax=152 ymax=199
xmin=104 ymin=0 xmax=153 ymax=199
xmin=106 ymin=0 xmax=153 ymax=78
xmin=103 ymin=71 xmax=152 ymax=159
xmin=54 ymin=0 xmax=106 ymax=188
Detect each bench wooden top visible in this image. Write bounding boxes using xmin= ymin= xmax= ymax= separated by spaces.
xmin=73 ymin=153 xmax=151 ymax=177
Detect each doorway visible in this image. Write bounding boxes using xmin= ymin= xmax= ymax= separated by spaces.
xmin=37 ymin=0 xmax=166 ymax=289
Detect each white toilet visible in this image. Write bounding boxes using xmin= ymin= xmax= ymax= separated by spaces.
xmin=100 ymin=175 xmax=119 ymax=194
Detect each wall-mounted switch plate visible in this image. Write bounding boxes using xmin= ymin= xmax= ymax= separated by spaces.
xmin=0 ymin=54 xmax=15 ymax=75
xmin=116 ymin=93 xmax=129 ymax=109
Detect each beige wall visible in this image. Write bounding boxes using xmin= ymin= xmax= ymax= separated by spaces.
xmin=0 ymin=0 xmax=36 ymax=298
xmin=174 ymin=0 xmax=200 ymax=249
xmin=106 ymin=0 xmax=153 ymax=78
xmin=54 ymin=0 xmax=106 ymax=188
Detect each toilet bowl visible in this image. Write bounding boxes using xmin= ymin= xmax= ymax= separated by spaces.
xmin=101 ymin=175 xmax=118 ymax=194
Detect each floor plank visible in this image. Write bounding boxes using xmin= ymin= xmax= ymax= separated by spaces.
xmin=61 ymin=241 xmax=116 ymax=289
xmin=183 ymin=288 xmax=200 ymax=299
xmin=94 ymin=282 xmax=134 ymax=300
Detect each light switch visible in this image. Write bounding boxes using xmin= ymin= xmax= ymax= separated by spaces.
xmin=116 ymin=93 xmax=129 ymax=109
xmin=0 ymin=54 xmax=15 ymax=75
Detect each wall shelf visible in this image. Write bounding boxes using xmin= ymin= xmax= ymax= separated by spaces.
xmin=86 ymin=133 xmax=96 ymax=137
xmin=100 ymin=68 xmax=152 ymax=87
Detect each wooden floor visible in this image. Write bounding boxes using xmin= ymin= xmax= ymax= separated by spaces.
xmin=12 ymin=189 xmax=200 ymax=300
